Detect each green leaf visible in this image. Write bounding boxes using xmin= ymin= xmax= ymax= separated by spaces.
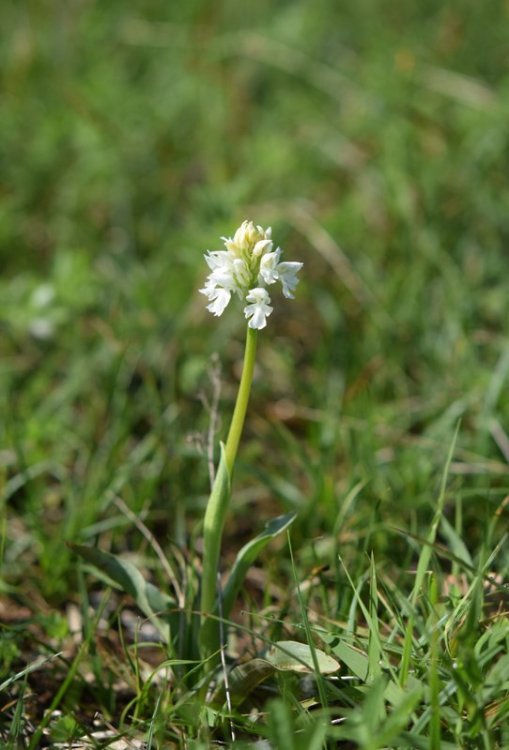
xmin=266 ymin=640 xmax=339 ymax=674
xmin=439 ymin=514 xmax=473 ymax=568
xmin=70 ymin=544 xmax=174 ymax=642
xmin=267 ymin=699 xmax=296 ymax=750
xmin=0 ymin=653 xmax=62 ymax=693
xmin=47 ymin=714 xmax=80 ymax=743
xmin=411 ymin=424 xmax=459 ymax=606
xmin=361 ymin=675 xmax=387 ymax=737
xmin=341 ymin=677 xmax=424 ymax=750
xmin=338 ymin=557 xmax=387 ymax=682
xmin=211 ymin=658 xmax=275 ymax=708
xmin=396 ymin=732 xmax=458 ymax=749
xmin=221 ymin=512 xmax=297 ymax=618
xmin=384 ymin=675 xmax=423 ymax=706
xmin=483 ymin=653 xmax=509 ymax=695
xmin=374 ymin=684 xmax=423 ymax=746
xmin=368 ymin=552 xmax=382 ymax=681
xmin=296 ymin=719 xmax=328 ymax=750
xmin=330 ymin=640 xmax=368 ymax=680
xmin=212 ymin=641 xmax=338 ymax=709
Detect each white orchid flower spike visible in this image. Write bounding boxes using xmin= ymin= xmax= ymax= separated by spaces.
xmin=200 ymin=220 xmax=303 ymax=329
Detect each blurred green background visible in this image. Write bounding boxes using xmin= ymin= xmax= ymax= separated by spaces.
xmin=1 ymin=1 xmax=509 ymax=599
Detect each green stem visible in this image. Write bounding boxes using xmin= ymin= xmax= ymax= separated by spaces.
xmin=224 ymin=326 xmax=258 ymax=474
xmin=200 ymin=325 xmax=258 ymax=660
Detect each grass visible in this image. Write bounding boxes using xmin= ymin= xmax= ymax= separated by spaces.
xmin=1 ymin=0 xmax=509 ymax=747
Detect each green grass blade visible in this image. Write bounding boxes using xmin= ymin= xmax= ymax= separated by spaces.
xmin=339 ymin=557 xmax=386 ymax=682
xmin=368 ymin=551 xmax=382 ymax=682
xmin=28 ymin=643 xmax=87 ymax=750
xmin=411 ymin=423 xmax=459 ymax=607
xmin=289 ymin=532 xmax=330 ymax=713
xmin=0 ymin=652 xmax=62 ymax=693
xmin=428 ymin=573 xmax=441 ymax=750
xmin=267 ymin=699 xmax=297 ymax=750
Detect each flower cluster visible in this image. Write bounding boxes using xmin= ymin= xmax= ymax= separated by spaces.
xmin=200 ymin=220 xmax=303 ymax=329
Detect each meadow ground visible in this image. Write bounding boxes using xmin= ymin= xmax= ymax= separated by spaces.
xmin=1 ymin=2 xmax=509 ymax=748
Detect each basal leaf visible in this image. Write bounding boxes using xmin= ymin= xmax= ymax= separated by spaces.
xmin=212 ymin=640 xmax=338 ymax=708
xmin=70 ymin=543 xmax=174 ymax=641
xmin=212 ymin=658 xmax=275 ymax=708
xmin=221 ymin=512 xmax=297 ymax=618
xmin=267 ymin=640 xmax=339 ymax=674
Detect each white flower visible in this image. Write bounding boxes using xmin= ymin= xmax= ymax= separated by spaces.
xmin=200 ymin=282 xmax=231 ymax=316
xmin=275 ymin=261 xmax=303 ymax=299
xmin=244 ymin=288 xmax=273 ymax=329
xmin=259 ymin=249 xmax=303 ymax=299
xmin=259 ymin=248 xmax=281 ymax=285
xmin=200 ymin=220 xmax=302 ymax=329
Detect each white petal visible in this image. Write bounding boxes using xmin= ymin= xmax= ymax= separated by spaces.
xmin=252 ymin=238 xmax=273 ymax=257
xmin=199 ymin=274 xmax=223 ymax=295
xmin=233 ymin=220 xmax=251 ymax=248
xmin=259 ymin=248 xmax=281 ymax=285
xmin=204 ymin=250 xmax=233 ymax=270
xmin=222 ymin=237 xmax=237 ymax=252
xmin=245 ymin=287 xmax=271 ymax=305
xmin=210 ymin=265 xmax=236 ymax=289
xmin=206 ymin=288 xmax=231 ymax=316
xmin=244 ymin=287 xmax=273 ymax=329
xmin=277 ymin=261 xmax=303 ymax=298
xmin=244 ymin=303 xmax=269 ymax=328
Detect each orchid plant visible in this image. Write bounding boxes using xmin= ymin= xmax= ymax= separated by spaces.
xmin=73 ymin=221 xmax=338 ymax=701
xmin=199 ymin=221 xmax=302 ymax=662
